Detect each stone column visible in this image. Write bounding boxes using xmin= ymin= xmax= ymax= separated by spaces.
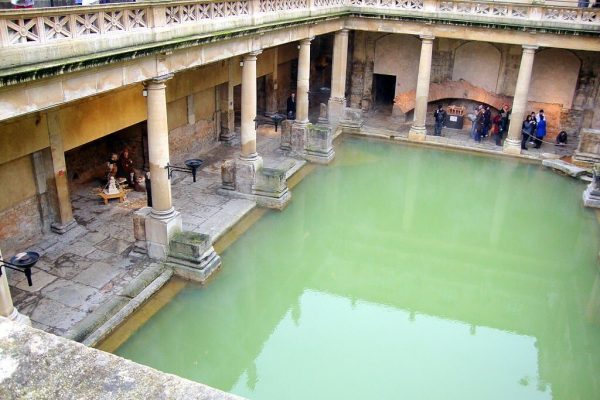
xmin=220 ymin=60 xmax=236 ymax=143
xmin=241 ymin=50 xmax=262 ymax=162
xmin=328 ymin=29 xmax=349 ymax=124
xmin=266 ymin=50 xmax=279 ymax=114
xmin=408 ymin=35 xmax=435 ymax=142
xmin=46 ymin=111 xmax=76 ymax=234
xmin=503 ymin=45 xmax=538 ymax=155
xmin=0 ymin=250 xmax=31 ymax=326
xmin=296 ymin=38 xmax=312 ymax=125
xmin=143 ymin=74 xmax=182 ymax=260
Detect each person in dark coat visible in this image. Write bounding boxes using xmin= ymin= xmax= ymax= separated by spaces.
xmin=556 ymin=130 xmax=568 ymax=145
xmin=483 ymin=106 xmax=492 ymax=138
xmin=521 ymin=115 xmax=534 ymax=150
xmin=433 ymin=104 xmax=447 ymax=136
xmin=474 ymin=107 xmax=485 ymax=142
xmin=286 ymin=93 xmax=296 ymax=119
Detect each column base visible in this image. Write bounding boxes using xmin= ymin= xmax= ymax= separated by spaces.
xmin=408 ymin=126 xmax=427 ymax=142
xmin=219 ymin=128 xmax=236 ymax=144
xmin=219 ymin=156 xmax=292 ymax=210
xmin=503 ymin=138 xmax=522 ymax=155
xmin=166 ymin=231 xmax=222 ymax=283
xmin=327 ymin=97 xmax=346 ymax=125
xmin=8 ymin=307 xmax=31 ymax=326
xmin=304 ymin=123 xmax=335 ymax=165
xmin=583 ymin=183 xmax=600 ymax=208
xmin=51 ymin=219 xmax=77 ymax=234
xmin=144 ymin=209 xmax=182 ymax=261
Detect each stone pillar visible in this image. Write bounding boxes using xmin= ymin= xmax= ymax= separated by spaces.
xmin=296 ymin=38 xmax=312 ymax=125
xmin=504 ymin=45 xmax=538 ymax=155
xmin=220 ymin=60 xmax=236 ymax=143
xmin=266 ymin=50 xmax=279 ymax=114
xmin=143 ymin=74 xmax=182 ymax=260
xmin=408 ymin=35 xmax=435 ymax=142
xmin=328 ymin=29 xmax=349 ymax=124
xmin=0 ymin=250 xmax=31 ymax=326
xmin=241 ymin=50 xmax=262 ymax=162
xmin=46 ymin=112 xmax=77 ymax=234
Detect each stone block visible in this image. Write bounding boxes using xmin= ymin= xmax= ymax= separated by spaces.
xmin=339 ymin=107 xmax=364 ymax=135
xmin=252 ymin=165 xmax=292 ymax=210
xmin=166 ymin=231 xmax=222 ymax=283
xmin=221 ymin=159 xmax=236 ymax=191
xmin=144 ymin=211 xmax=182 ymax=261
xmin=304 ymin=124 xmax=335 ymax=164
xmin=280 ymin=120 xmax=293 ymax=151
xmin=574 ymin=129 xmax=600 ymax=166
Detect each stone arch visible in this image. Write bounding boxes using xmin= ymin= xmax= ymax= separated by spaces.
xmin=452 ymin=42 xmax=501 ymax=93
xmin=374 ymin=34 xmax=421 ymax=95
xmin=529 ymin=48 xmax=580 ymax=109
xmin=394 ymin=80 xmax=512 ymax=114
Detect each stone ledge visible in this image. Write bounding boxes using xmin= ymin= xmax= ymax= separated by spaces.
xmin=0 ymin=317 xmax=246 ymax=400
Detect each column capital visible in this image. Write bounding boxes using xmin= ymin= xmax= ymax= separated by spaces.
xmin=419 ymin=34 xmax=435 ymax=42
xmin=300 ymin=37 xmax=314 ymax=46
xmin=337 ymin=28 xmax=349 ymax=36
xmin=146 ymin=73 xmax=173 ymax=89
xmin=522 ymin=44 xmax=539 ymax=52
xmin=244 ymin=50 xmax=262 ymax=62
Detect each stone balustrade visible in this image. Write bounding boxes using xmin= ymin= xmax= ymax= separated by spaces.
xmin=0 ymin=0 xmax=597 ymax=51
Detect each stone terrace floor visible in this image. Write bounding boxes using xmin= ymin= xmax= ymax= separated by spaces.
xmin=6 ymin=111 xmax=578 ymax=339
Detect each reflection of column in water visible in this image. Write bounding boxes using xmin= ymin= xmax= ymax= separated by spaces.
xmin=586 ymin=271 xmax=600 ymax=324
xmin=489 ymin=162 xmax=518 ymax=245
xmin=401 ymin=152 xmax=422 ymax=231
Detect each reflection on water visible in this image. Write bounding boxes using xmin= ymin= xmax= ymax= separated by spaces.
xmin=116 ymin=138 xmax=600 ymax=400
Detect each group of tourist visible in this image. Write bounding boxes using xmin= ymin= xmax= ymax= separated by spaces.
xmin=464 ymin=104 xmax=510 ymax=146
xmin=520 ymin=110 xmax=547 ymax=150
xmin=435 ymin=104 xmax=569 ymax=150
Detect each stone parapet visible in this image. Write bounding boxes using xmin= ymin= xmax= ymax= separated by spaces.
xmin=0 ymin=316 xmax=246 ymax=400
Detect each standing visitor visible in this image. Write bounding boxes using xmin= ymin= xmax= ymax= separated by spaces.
xmin=529 ymin=112 xmax=538 ymax=145
xmin=492 ymin=113 xmax=502 ymax=146
xmin=467 ymin=106 xmax=478 ymax=140
xmin=483 ymin=106 xmax=492 ymax=138
xmin=286 ymin=92 xmax=296 ymax=119
xmin=475 ymin=106 xmax=485 ymax=143
xmin=534 ymin=114 xmax=546 ymax=149
xmin=433 ymin=104 xmax=447 ymax=136
xmin=521 ymin=115 xmax=534 ymax=150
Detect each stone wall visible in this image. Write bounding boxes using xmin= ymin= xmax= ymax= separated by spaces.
xmin=65 ymin=123 xmax=146 ymax=184
xmin=350 ymin=32 xmax=600 ymax=137
xmin=0 ymin=195 xmax=43 ymax=255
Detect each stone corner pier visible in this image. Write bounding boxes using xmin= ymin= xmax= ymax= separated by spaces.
xmin=0 ymin=317 xmax=246 ymax=400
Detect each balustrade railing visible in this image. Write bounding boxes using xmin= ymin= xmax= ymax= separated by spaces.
xmin=0 ymin=0 xmax=597 ymax=48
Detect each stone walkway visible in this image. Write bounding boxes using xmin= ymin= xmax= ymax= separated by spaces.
xmin=6 ymin=126 xmax=293 ymax=338
xmin=6 ymin=112 xmax=579 ymax=340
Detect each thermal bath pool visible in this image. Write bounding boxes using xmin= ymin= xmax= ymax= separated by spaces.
xmin=113 ymin=137 xmax=600 ymax=400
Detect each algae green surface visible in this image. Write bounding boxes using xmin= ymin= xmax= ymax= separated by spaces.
xmin=117 ymin=137 xmax=600 ymax=400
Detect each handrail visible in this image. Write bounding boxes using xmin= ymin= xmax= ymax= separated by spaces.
xmin=0 ymin=0 xmax=597 ymax=49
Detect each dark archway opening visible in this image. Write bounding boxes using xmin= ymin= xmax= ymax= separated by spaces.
xmin=373 ymin=73 xmax=396 ymax=107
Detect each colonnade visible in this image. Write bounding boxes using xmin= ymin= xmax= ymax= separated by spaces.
xmin=408 ymin=35 xmax=538 ymax=155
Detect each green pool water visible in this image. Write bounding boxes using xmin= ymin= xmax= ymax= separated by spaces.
xmin=116 ymin=138 xmax=600 ymax=400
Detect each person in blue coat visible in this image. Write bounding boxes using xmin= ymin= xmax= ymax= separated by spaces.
xmin=534 ymin=114 xmax=547 ymax=149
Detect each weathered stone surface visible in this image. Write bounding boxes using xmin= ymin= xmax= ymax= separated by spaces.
xmin=542 ymin=159 xmax=588 ymax=177
xmin=167 ymin=231 xmax=222 ymax=283
xmin=304 ymin=124 xmax=335 ymax=164
xmin=221 ymin=159 xmax=236 ymax=191
xmin=0 ymin=317 xmax=246 ymax=400
xmin=574 ymin=129 xmax=600 ymax=166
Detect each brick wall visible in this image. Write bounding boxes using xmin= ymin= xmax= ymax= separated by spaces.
xmin=0 ymin=195 xmax=43 ymax=255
